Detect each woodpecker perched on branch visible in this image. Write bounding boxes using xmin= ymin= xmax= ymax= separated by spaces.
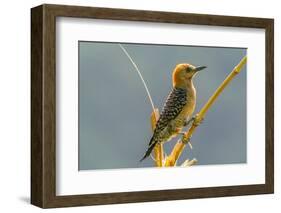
xmin=140 ymin=63 xmax=206 ymax=162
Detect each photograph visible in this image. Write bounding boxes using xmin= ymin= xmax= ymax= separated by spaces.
xmin=30 ymin=4 xmax=273 ymax=208
xmin=78 ymin=41 xmax=247 ymax=170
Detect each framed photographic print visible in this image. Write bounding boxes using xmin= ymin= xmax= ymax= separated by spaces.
xmin=31 ymin=4 xmax=274 ymax=208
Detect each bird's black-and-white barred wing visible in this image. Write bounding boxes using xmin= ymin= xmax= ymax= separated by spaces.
xmin=150 ymin=87 xmax=187 ymax=144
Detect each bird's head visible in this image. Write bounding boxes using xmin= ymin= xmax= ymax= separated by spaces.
xmin=172 ymin=63 xmax=206 ymax=88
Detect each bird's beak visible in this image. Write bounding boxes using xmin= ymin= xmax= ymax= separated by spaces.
xmin=195 ymin=66 xmax=207 ymax=72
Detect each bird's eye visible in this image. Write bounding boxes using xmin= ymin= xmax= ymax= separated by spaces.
xmin=186 ymin=66 xmax=193 ymax=72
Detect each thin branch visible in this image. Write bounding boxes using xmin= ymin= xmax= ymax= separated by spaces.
xmin=118 ymin=44 xmax=155 ymax=111
xmin=181 ymin=158 xmax=198 ymax=167
xmin=165 ymin=56 xmax=247 ymax=167
xmin=119 ymin=44 xmax=160 ymax=165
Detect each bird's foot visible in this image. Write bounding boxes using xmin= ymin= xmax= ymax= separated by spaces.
xmin=195 ymin=116 xmax=204 ymax=126
xmin=179 ymin=133 xmax=193 ymax=149
xmin=178 ymin=132 xmax=187 ymax=138
xmin=183 ymin=117 xmax=195 ymax=127
xmin=185 ymin=114 xmax=204 ymax=126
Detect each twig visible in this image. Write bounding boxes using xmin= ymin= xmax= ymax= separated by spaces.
xmin=181 ymin=158 xmax=198 ymax=167
xmin=164 ymin=56 xmax=247 ymax=167
xmin=118 ymin=44 xmax=155 ymax=111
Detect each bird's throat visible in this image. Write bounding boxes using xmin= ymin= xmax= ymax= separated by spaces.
xmin=174 ymin=78 xmax=194 ymax=89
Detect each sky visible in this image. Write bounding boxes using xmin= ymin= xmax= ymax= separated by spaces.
xmin=78 ymin=41 xmax=247 ymax=170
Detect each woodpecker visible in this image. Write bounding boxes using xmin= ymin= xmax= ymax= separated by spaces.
xmin=140 ymin=63 xmax=206 ymax=162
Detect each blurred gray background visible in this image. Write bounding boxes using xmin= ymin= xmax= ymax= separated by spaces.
xmin=78 ymin=41 xmax=247 ymax=170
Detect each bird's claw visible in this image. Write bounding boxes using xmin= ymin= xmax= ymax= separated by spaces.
xmin=178 ymin=131 xmax=193 ymax=148
xmin=183 ymin=117 xmax=195 ymax=127
xmin=184 ymin=115 xmax=204 ymax=127
xmin=181 ymin=134 xmax=190 ymax=144
xmin=181 ymin=136 xmax=193 ymax=149
xmin=193 ymin=115 xmax=204 ymax=126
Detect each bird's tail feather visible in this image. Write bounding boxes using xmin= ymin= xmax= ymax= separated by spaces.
xmin=140 ymin=140 xmax=158 ymax=162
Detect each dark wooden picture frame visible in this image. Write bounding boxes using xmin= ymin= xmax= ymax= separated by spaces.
xmin=31 ymin=4 xmax=274 ymax=208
